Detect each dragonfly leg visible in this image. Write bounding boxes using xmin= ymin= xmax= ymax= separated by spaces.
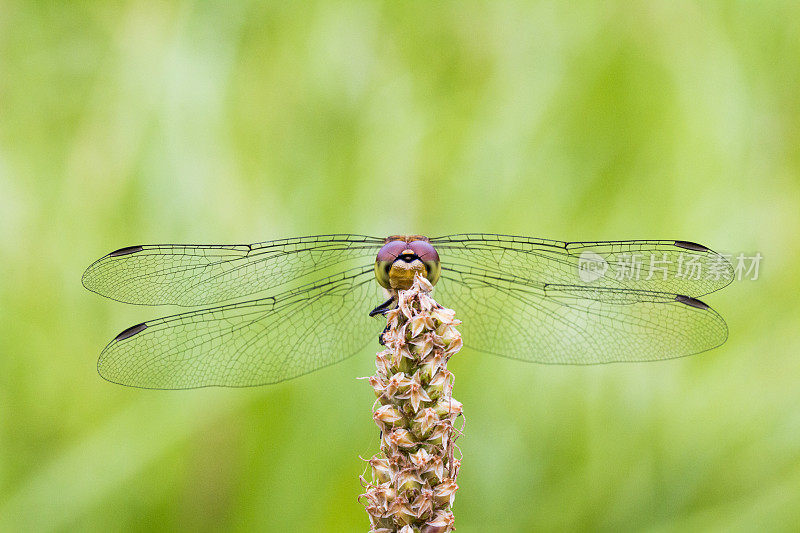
xmin=369 ymin=296 xmax=396 ymax=317
xmin=370 ymin=297 xmax=396 ymax=345
xmin=378 ymin=324 xmax=390 ymax=346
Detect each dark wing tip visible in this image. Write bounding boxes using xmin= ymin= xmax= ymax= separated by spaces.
xmin=675 ymin=294 xmax=710 ymax=310
xmin=114 ymin=322 xmax=148 ymax=341
xmin=109 ymin=245 xmax=144 ymax=257
xmin=673 ymin=240 xmax=711 ymax=252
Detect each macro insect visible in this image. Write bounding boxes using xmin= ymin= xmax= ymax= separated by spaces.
xmin=83 ymin=234 xmax=731 ymax=389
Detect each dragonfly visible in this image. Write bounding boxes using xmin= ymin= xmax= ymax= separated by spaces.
xmin=82 ymin=234 xmax=732 ymax=389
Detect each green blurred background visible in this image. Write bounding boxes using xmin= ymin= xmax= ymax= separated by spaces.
xmin=1 ymin=1 xmax=798 ymax=531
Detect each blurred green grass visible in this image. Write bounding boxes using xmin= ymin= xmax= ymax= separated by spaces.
xmin=1 ymin=1 xmax=799 ymax=531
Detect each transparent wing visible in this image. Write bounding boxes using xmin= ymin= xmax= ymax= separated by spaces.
xmin=97 ymin=267 xmax=382 ymax=389
xmin=434 ymin=264 xmax=727 ymax=364
xmin=430 ymin=234 xmax=733 ymax=297
xmin=82 ymin=234 xmax=384 ymax=306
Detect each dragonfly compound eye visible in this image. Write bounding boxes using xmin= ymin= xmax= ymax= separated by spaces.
xmin=408 ymin=240 xmax=441 ymax=286
xmin=375 ymin=240 xmax=407 ymax=289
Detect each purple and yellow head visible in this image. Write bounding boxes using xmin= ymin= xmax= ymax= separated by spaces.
xmin=374 ymin=235 xmax=441 ymax=291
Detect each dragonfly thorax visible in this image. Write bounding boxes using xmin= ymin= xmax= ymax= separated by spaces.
xmin=374 ymin=235 xmax=441 ymax=291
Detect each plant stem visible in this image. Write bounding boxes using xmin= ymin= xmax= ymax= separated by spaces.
xmin=360 ymin=274 xmax=463 ymax=533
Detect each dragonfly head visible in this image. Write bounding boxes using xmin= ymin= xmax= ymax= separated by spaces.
xmin=375 ymin=236 xmax=441 ymax=291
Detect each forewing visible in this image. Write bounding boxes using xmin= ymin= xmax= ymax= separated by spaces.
xmin=430 ymin=234 xmax=733 ymax=298
xmin=434 ymin=265 xmax=727 ymax=364
xmin=97 ymin=267 xmax=382 ymax=388
xmin=82 ymin=234 xmax=383 ymax=306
